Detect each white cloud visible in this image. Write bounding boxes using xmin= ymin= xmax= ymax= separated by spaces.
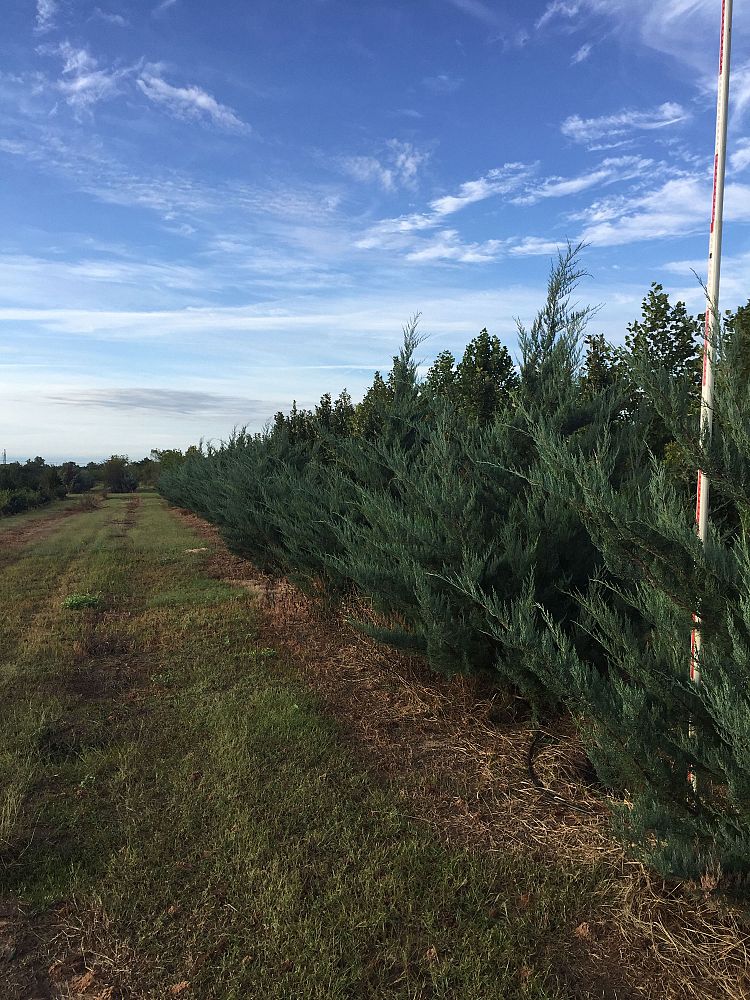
xmin=445 ymin=0 xmax=506 ymax=28
xmin=512 ymin=174 xmax=750 ymax=255
xmin=535 ymin=0 xmax=750 ymax=111
xmin=561 ymin=102 xmax=689 ymax=143
xmin=355 ymin=163 xmax=532 ymax=254
xmin=342 ymin=140 xmax=428 ymax=191
xmin=153 ymin=0 xmax=178 ymax=15
xmin=91 ymin=7 xmax=128 ymax=26
xmin=355 ymin=214 xmax=436 ymax=250
xmin=137 ymin=72 xmax=249 ymax=132
xmin=662 ymin=249 xmax=750 ymax=311
xmin=343 ymin=157 xmax=398 ymax=189
xmin=536 ymin=1 xmax=581 ymax=30
xmin=731 ymin=63 xmax=750 ymax=124
xmin=509 ymin=236 xmax=563 ymax=257
xmin=571 ymin=43 xmax=592 ymax=64
xmin=54 ymin=42 xmax=128 ymax=113
xmin=35 ymin=0 xmax=58 ymax=34
xmin=730 ymin=139 xmax=750 ymax=174
xmin=406 ymin=229 xmax=507 ymax=263
xmin=356 ymin=158 xmax=660 ymax=261
xmin=422 ymin=73 xmax=463 ymax=94
xmin=430 ymin=163 xmax=532 ymax=216
xmin=512 ymin=157 xmax=651 ymax=206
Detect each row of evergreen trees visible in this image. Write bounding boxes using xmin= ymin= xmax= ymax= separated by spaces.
xmin=159 ymin=248 xmax=750 ymax=891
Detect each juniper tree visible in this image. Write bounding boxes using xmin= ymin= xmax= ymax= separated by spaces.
xmin=331 ymin=247 xmax=618 ymax=683
xmin=509 ymin=311 xmax=750 ymax=887
xmin=449 ymin=245 xmax=637 ymax=698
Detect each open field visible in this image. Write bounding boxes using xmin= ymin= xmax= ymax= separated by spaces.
xmin=0 ymin=495 xmax=748 ymax=999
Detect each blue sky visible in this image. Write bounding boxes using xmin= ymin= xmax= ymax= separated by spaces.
xmin=1 ymin=0 xmax=749 ymax=462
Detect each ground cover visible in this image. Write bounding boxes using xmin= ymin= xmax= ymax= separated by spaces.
xmin=0 ymin=495 xmax=747 ymax=999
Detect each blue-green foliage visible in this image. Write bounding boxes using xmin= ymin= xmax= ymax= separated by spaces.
xmin=160 ymin=247 xmax=750 ymax=887
xmin=499 ymin=301 xmax=750 ymax=888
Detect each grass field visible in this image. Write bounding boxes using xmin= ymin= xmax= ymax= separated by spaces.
xmin=0 ymin=494 xmax=744 ymax=999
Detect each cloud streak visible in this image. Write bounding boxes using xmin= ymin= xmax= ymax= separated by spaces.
xmin=561 ymin=102 xmax=689 ymax=143
xmin=48 ymin=387 xmax=266 ymax=415
xmin=137 ymin=72 xmax=249 ymax=132
xmin=357 ymin=157 xmax=662 ymax=262
xmin=571 ymin=43 xmax=592 ymax=64
xmin=91 ymin=7 xmax=128 ymax=26
xmin=445 ymin=0 xmax=507 ymax=28
xmin=422 ymin=73 xmax=463 ymax=94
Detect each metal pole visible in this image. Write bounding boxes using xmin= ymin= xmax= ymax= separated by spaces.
xmin=689 ymin=0 xmax=733 ymax=787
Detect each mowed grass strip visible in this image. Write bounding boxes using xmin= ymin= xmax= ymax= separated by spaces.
xmin=1 ymin=495 xmax=599 ymax=1000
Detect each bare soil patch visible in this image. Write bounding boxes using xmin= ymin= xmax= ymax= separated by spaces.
xmin=169 ymin=506 xmax=750 ymax=1000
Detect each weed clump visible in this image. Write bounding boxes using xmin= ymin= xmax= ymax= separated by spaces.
xmin=62 ymin=593 xmax=103 ymax=611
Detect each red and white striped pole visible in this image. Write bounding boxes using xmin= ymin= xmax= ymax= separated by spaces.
xmin=689 ymin=0 xmax=733 ymax=789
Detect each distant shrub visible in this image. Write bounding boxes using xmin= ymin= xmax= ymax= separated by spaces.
xmin=1 ymin=488 xmax=42 ymax=516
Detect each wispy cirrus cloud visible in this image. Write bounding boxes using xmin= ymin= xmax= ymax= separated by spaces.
xmin=35 ymin=0 xmax=58 ymax=34
xmin=153 ymin=0 xmax=179 ymax=16
xmin=730 ymin=139 xmax=750 ymax=174
xmin=561 ymin=102 xmax=689 ymax=143
xmin=91 ymin=7 xmax=128 ymax=27
xmin=356 ymin=162 xmax=533 ymax=254
xmin=536 ymin=0 xmax=750 ymax=113
xmin=53 ymin=42 xmax=131 ymax=113
xmin=511 ymin=156 xmax=651 ymax=205
xmin=355 ymin=150 xmax=710 ymax=265
xmin=137 ymin=71 xmax=249 ymax=132
xmin=341 ymin=140 xmax=428 ymax=191
xmin=571 ymin=42 xmax=592 ymax=64
xmin=422 ymin=73 xmax=463 ymax=94
xmin=406 ymin=230 xmax=508 ymax=263
xmin=445 ymin=0 xmax=506 ymax=28
xmin=356 ymin=158 xmax=663 ymax=263
xmin=536 ymin=1 xmax=581 ymax=30
xmin=430 ymin=163 xmax=532 ymax=216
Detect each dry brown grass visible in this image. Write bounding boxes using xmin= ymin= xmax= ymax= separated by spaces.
xmin=171 ymin=507 xmax=750 ymax=1000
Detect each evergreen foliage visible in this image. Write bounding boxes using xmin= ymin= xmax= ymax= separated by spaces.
xmin=511 ymin=308 xmax=750 ymax=887
xmin=159 ymin=255 xmax=750 ymax=890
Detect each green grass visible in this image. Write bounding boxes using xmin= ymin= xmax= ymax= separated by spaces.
xmin=61 ymin=592 xmax=104 ymax=610
xmin=0 ymin=495 xmax=79 ymax=533
xmin=0 ymin=495 xmax=600 ymax=999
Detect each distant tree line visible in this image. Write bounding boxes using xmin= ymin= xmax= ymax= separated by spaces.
xmin=0 ymin=449 xmax=201 ymax=517
xmin=159 ymin=248 xmax=750 ymax=889
xmin=0 ymin=457 xmax=68 ymax=516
